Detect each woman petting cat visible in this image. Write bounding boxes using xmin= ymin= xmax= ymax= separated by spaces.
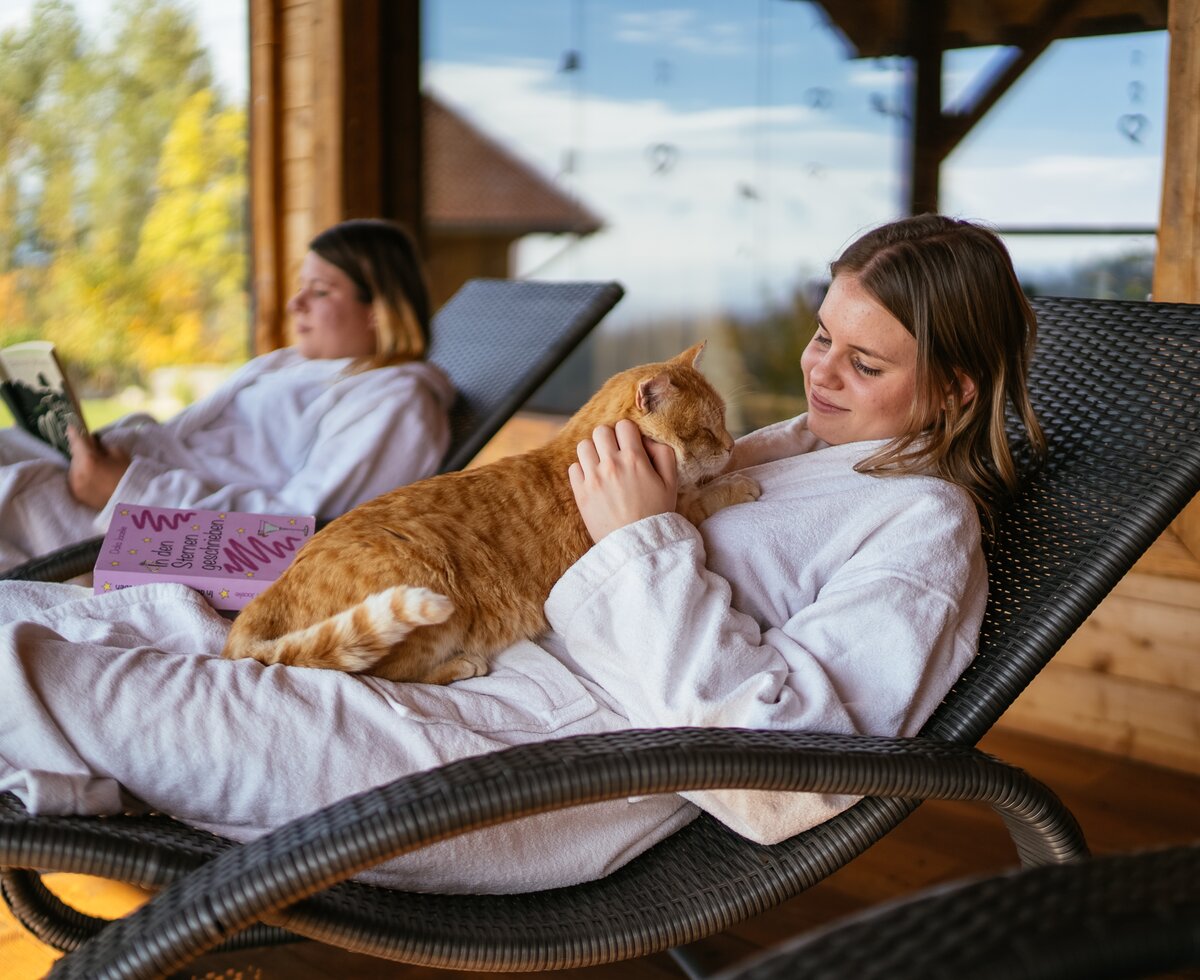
xmin=0 ymin=218 xmax=454 ymax=573
xmin=0 ymin=215 xmax=1044 ymax=894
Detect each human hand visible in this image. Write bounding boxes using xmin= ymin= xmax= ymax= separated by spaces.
xmin=66 ymin=425 xmax=131 ymax=511
xmin=569 ymin=418 xmax=678 ymax=543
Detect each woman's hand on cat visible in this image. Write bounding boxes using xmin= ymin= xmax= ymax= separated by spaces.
xmin=66 ymin=425 xmax=131 ymax=511
xmin=570 ymin=419 xmax=678 ymax=543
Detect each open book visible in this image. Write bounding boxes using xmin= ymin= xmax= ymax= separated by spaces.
xmin=0 ymin=340 xmax=88 ymax=456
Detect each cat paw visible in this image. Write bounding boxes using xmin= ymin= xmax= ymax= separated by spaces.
xmin=678 ymin=472 xmax=762 ymax=524
xmin=430 ymin=652 xmax=490 ymax=684
xmin=719 ymin=472 xmax=762 ymax=505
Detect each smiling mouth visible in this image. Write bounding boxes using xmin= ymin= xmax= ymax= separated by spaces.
xmin=809 ymin=391 xmax=847 ymax=413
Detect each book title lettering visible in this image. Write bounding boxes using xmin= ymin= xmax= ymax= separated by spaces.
xmin=96 ymin=504 xmax=315 ymax=610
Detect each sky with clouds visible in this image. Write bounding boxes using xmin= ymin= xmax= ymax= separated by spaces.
xmin=422 ymin=1 xmax=1166 ymax=319
xmin=2 ymin=0 xmax=1168 ymax=321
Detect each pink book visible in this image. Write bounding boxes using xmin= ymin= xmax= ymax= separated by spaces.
xmin=94 ymin=503 xmax=316 ymax=611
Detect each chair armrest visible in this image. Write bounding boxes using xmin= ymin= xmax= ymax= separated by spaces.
xmin=0 ymin=536 xmax=103 ymax=583
xmin=45 ymin=727 xmax=1087 ymax=980
xmin=713 ymin=843 xmax=1200 ymax=980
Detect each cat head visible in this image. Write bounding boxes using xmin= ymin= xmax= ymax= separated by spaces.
xmin=626 ymin=341 xmax=734 ymax=486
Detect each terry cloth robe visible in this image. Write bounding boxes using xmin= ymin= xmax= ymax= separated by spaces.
xmin=0 ymin=414 xmax=986 ymax=893
xmin=0 ymin=349 xmax=455 ymax=572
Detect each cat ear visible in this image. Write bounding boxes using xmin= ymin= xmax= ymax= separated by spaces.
xmin=673 ymin=340 xmax=707 ymax=368
xmin=637 ymin=372 xmax=676 ymax=413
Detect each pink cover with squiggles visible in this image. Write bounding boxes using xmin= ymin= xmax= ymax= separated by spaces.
xmin=94 ymin=503 xmax=316 ymax=610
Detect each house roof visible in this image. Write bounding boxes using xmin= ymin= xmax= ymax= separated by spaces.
xmin=424 ymin=94 xmax=604 ymax=237
xmin=809 ymin=0 xmax=1167 ymax=59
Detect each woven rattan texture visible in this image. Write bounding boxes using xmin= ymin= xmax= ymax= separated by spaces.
xmin=24 ymin=730 xmax=1084 ymax=978
xmin=927 ymin=297 xmax=1200 ymax=745
xmin=429 ymin=278 xmax=623 ymax=472
xmin=2 ymin=296 xmax=1198 ymax=978
xmin=715 ymin=843 xmax=1200 ymax=980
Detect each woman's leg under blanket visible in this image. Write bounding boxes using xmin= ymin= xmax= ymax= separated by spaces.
xmin=0 ymin=581 xmax=696 ymax=893
xmin=0 ymin=428 xmax=99 ymax=570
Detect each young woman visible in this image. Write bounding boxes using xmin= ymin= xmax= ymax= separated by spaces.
xmin=0 ymin=215 xmax=1044 ymax=893
xmin=0 ymin=218 xmax=454 ymax=572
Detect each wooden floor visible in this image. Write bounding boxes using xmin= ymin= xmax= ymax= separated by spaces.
xmin=4 ymin=727 xmax=1199 ymax=979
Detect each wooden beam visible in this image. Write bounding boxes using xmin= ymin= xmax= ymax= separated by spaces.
xmin=901 ymin=0 xmax=1088 ymax=214
xmin=249 ymin=0 xmax=286 ymax=353
xmin=1154 ymin=0 xmax=1200 ymax=562
xmin=940 ymin=0 xmax=1087 ymax=158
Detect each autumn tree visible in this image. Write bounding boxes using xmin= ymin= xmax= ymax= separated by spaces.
xmin=0 ymin=0 xmax=247 ymax=391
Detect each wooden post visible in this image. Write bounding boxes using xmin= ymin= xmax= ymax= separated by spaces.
xmin=379 ymin=0 xmax=425 ymax=252
xmin=1155 ymin=0 xmax=1200 ymax=302
xmin=318 ymin=0 xmax=422 ymax=240
xmin=904 ymin=0 xmax=945 ymax=215
xmin=248 ymin=0 xmax=423 ymax=352
xmin=249 ymin=0 xmax=286 ymax=353
xmin=311 ymin=0 xmax=345 ymax=233
xmin=1154 ymin=0 xmax=1200 ymax=561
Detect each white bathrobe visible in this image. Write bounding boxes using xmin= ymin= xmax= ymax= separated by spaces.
xmin=0 ymin=349 xmax=455 ymax=571
xmin=0 ymin=414 xmax=986 ymax=893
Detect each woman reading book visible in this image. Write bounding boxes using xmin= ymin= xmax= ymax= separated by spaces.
xmin=0 ymin=218 xmax=454 ymax=574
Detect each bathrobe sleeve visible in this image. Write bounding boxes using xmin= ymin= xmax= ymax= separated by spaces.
xmin=93 ymin=367 xmax=451 ymax=528
xmin=544 ymin=495 xmax=985 ymax=845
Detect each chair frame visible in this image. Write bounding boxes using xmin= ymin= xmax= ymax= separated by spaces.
xmin=713 ymin=842 xmax=1200 ymax=980
xmin=2 ymin=295 xmax=1199 ymax=979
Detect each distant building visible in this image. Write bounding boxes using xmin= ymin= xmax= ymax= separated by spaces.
xmin=424 ymin=94 xmax=603 ymax=309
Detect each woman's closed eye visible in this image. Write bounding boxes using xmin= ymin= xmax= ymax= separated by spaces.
xmin=813 ymin=332 xmax=883 ymax=377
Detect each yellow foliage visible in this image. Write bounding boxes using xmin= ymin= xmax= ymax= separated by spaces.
xmin=0 ymin=272 xmax=28 ymax=330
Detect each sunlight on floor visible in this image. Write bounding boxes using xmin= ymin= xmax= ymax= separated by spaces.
xmin=0 ymin=874 xmax=149 ymax=979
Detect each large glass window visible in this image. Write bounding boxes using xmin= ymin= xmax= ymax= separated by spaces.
xmin=424 ymin=1 xmax=1166 ymax=431
xmin=0 ymin=0 xmax=249 ymax=427
xmin=1 ymin=2 xmax=1166 ymax=435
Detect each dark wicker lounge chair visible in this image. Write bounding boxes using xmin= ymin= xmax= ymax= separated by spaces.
xmin=2 ymin=296 xmax=1199 ymax=980
xmin=713 ymin=842 xmax=1200 ymax=980
xmin=0 ymin=276 xmax=624 ymax=584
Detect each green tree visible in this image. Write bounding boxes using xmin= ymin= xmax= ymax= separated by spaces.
xmin=0 ymin=0 xmax=248 ymax=390
xmin=0 ymin=0 xmax=89 ymax=272
xmin=87 ymin=0 xmax=215 ymax=265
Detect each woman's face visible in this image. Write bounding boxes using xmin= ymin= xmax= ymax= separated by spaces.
xmin=801 ymin=274 xmax=919 ymax=445
xmin=287 ymin=251 xmax=377 ymax=360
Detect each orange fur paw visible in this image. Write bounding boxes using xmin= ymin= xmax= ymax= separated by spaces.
xmin=717 ymin=472 xmax=762 ymax=505
xmin=678 ymin=472 xmax=762 ymax=524
xmin=429 ymin=652 xmax=490 ymax=684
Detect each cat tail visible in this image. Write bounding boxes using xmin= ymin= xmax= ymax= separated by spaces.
xmin=228 ymin=586 xmax=454 ymax=672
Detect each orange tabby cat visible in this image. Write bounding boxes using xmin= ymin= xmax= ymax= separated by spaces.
xmin=221 ymin=342 xmax=759 ymax=683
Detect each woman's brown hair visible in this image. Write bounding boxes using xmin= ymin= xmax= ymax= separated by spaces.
xmin=830 ymin=214 xmax=1046 ymax=517
xmin=309 ymin=218 xmax=431 ymax=370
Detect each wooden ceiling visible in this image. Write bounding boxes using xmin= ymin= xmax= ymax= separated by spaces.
xmin=810 ymin=0 xmax=1168 ymax=58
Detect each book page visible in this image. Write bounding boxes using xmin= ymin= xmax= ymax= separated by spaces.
xmin=0 ymin=341 xmax=88 ymax=455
